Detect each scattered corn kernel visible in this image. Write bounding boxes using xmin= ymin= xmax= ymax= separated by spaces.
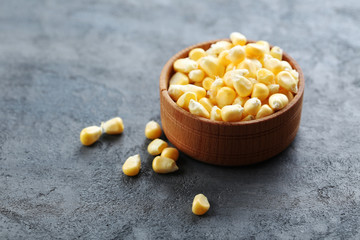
xmin=216 ymin=87 xmax=236 ymax=108
xmin=173 ymin=58 xmax=198 ymax=73
xmin=169 ymin=72 xmax=189 ymax=86
xmin=102 ymin=117 xmax=124 ymax=135
xmin=189 ymin=69 xmax=205 ymax=83
xmin=161 ymin=147 xmax=179 ymax=161
xmin=233 ymin=76 xmax=253 ymax=97
xmin=269 ymin=93 xmax=289 ymax=111
xmin=244 ymin=97 xmax=261 ymax=116
xmin=277 ymin=71 xmax=298 ymax=93
xmin=152 ymin=156 xmax=179 ymax=174
xmin=230 ymin=32 xmax=246 ymax=46
xmin=189 ymin=99 xmax=210 ymax=118
xmin=147 ymin=139 xmax=168 ymax=156
xmin=199 ymin=97 xmax=214 ymax=113
xmin=192 ymin=194 xmax=210 ymax=216
xmin=270 ymin=46 xmax=283 ymax=60
xmin=252 ymin=83 xmax=270 ymax=101
xmin=122 ymin=154 xmax=141 ymax=176
xmin=210 ymin=106 xmax=222 ymax=121
xmin=80 ymin=126 xmax=102 ymax=146
xmin=256 ymin=68 xmax=275 ymax=85
xmin=202 ymin=77 xmax=215 ymax=90
xmin=256 ymin=104 xmax=274 ymax=119
xmin=226 ymin=45 xmax=245 ymax=64
xmin=199 ymin=56 xmax=225 ymax=78
xmin=145 ymin=120 xmax=162 ymax=139
xmin=221 ymin=105 xmax=243 ymax=122
xmin=189 ymin=48 xmax=206 ymax=61
xmin=177 ymin=92 xmax=197 ymax=111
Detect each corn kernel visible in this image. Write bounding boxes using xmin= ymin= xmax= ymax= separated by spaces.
xmin=210 ymin=106 xmax=222 ymax=121
xmin=202 ymin=77 xmax=215 ymax=90
xmin=264 ymin=57 xmax=284 ymax=75
xmin=279 ymin=88 xmax=294 ymax=101
xmin=289 ymin=69 xmax=299 ymax=83
xmin=223 ymin=69 xmax=249 ymax=88
xmin=270 ymin=46 xmax=283 ymax=60
xmin=189 ymin=99 xmax=210 ymax=118
xmin=252 ymin=83 xmax=269 ymax=101
xmin=245 ymin=43 xmax=266 ymax=59
xmin=208 ymin=41 xmax=233 ymax=55
xmin=256 ymin=104 xmax=274 ymax=119
xmin=122 ymin=154 xmax=141 ymax=176
xmin=230 ymin=32 xmax=247 ymax=46
xmin=256 ymin=41 xmax=270 ymax=54
xmin=177 ymin=92 xmax=197 ymax=111
xmin=208 ymin=78 xmax=225 ymax=104
xmin=269 ymin=93 xmax=289 ymax=111
xmin=169 ymin=84 xmax=206 ymax=101
xmin=241 ymin=115 xmax=255 ymax=121
xmin=244 ymin=97 xmax=261 ymax=116
xmin=276 ymin=71 xmax=298 ymax=93
xmin=238 ymin=58 xmax=261 ymax=78
xmin=226 ymin=45 xmax=245 ymax=64
xmin=189 ymin=69 xmax=205 ymax=83
xmin=192 ymin=194 xmax=210 ymax=216
xmin=256 ymin=68 xmax=275 ymax=85
xmin=267 ymin=84 xmax=280 ymax=95
xmin=281 ymin=60 xmax=292 ymax=70
xmin=102 ymin=117 xmax=124 ymax=135
xmin=80 ymin=126 xmax=102 ymax=146
xmin=184 ymin=84 xmax=207 ymax=99
xmin=233 ymin=76 xmax=253 ymax=97
xmin=233 ymin=96 xmax=249 ymax=106
xmin=226 ymin=63 xmax=236 ymax=72
xmin=152 ymin=156 xmax=179 ymax=174
xmin=173 ymin=58 xmax=198 ymax=73
xmin=145 ymin=120 xmax=162 ymax=139
xmin=216 ymin=87 xmax=236 ymax=108
xmin=169 ymin=72 xmax=189 ymax=86
xmin=189 ymin=48 xmax=206 ymax=61
xmin=218 ymin=50 xmax=231 ymax=66
xmin=221 ymin=105 xmax=243 ymax=122
xmin=147 ymin=139 xmax=168 ymax=156
xmin=199 ymin=97 xmax=214 ymax=113
xmin=161 ymin=147 xmax=179 ymax=161
xmin=199 ymin=56 xmax=225 ymax=78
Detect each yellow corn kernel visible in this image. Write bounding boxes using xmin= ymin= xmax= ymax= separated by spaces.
xmin=256 ymin=68 xmax=275 ymax=85
xmin=281 ymin=60 xmax=292 ymax=70
xmin=185 ymin=84 xmax=207 ymax=99
xmin=192 ymin=194 xmax=210 ymax=216
xmin=173 ymin=58 xmax=198 ymax=73
xmin=276 ymin=71 xmax=298 ymax=93
xmin=169 ymin=72 xmax=189 ymax=86
xmin=289 ymin=69 xmax=299 ymax=83
xmin=221 ymin=105 xmax=243 ymax=122
xmin=199 ymin=97 xmax=214 ymax=113
xmin=237 ymin=58 xmax=261 ymax=78
xmin=256 ymin=104 xmax=274 ymax=119
xmin=210 ymin=106 xmax=222 ymax=121
xmin=208 ymin=41 xmax=233 ymax=55
xmin=147 ymin=139 xmax=168 ymax=156
xmin=80 ymin=126 xmax=102 ymax=146
xmin=122 ymin=154 xmax=141 ymax=176
xmin=230 ymin=32 xmax=247 ymax=46
xmin=152 ymin=156 xmax=179 ymax=174
xmin=226 ymin=63 xmax=236 ymax=72
xmin=248 ymin=77 xmax=258 ymax=85
xmin=245 ymin=43 xmax=266 ymax=59
xmin=168 ymin=85 xmax=186 ymax=101
xmin=189 ymin=99 xmax=210 ymax=118
xmin=218 ymin=50 xmax=231 ymax=66
xmin=189 ymin=48 xmax=206 ymax=61
xmin=202 ymin=77 xmax=215 ymax=91
xmin=256 ymin=40 xmax=270 ymax=54
xmin=279 ymin=88 xmax=294 ymax=101
xmin=233 ymin=76 xmax=253 ymax=97
xmin=252 ymin=83 xmax=269 ymax=101
xmin=269 ymin=93 xmax=289 ymax=111
xmin=264 ymin=57 xmax=284 ymax=75
xmin=145 ymin=120 xmax=162 ymax=139
xmin=233 ymin=96 xmax=249 ymax=107
xmin=223 ymin=69 xmax=249 ymax=88
xmin=226 ymin=45 xmax=245 ymax=64
xmin=161 ymin=147 xmax=179 ymax=161
xmin=199 ymin=56 xmax=225 ymax=78
xmin=102 ymin=117 xmax=124 ymax=135
xmin=267 ymin=84 xmax=280 ymax=95
xmin=270 ymin=46 xmax=283 ymax=60
xmin=208 ymin=78 xmax=225 ymax=104
xmin=189 ymin=69 xmax=205 ymax=83
xmin=216 ymin=87 xmax=236 ymax=108
xmin=241 ymin=115 xmax=255 ymax=121
xmin=177 ymin=92 xmax=197 ymax=111
xmin=244 ymin=97 xmax=261 ymax=116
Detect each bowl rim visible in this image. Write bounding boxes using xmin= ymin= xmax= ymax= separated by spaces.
xmin=160 ymin=39 xmax=305 ymax=126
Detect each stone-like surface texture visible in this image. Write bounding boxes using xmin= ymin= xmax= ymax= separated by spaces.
xmin=1 ymin=0 xmax=360 ymax=239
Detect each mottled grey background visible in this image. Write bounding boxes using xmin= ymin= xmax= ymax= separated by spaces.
xmin=1 ymin=0 xmax=360 ymax=239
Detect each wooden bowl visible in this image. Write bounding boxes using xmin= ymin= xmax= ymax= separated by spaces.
xmin=159 ymin=39 xmax=304 ymax=166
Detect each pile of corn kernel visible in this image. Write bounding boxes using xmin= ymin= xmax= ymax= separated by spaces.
xmin=168 ymin=32 xmax=299 ymax=122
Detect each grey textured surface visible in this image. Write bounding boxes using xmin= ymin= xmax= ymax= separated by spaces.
xmin=1 ymin=0 xmax=360 ymax=239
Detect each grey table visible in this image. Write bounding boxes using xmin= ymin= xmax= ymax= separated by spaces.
xmin=1 ymin=0 xmax=360 ymax=239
